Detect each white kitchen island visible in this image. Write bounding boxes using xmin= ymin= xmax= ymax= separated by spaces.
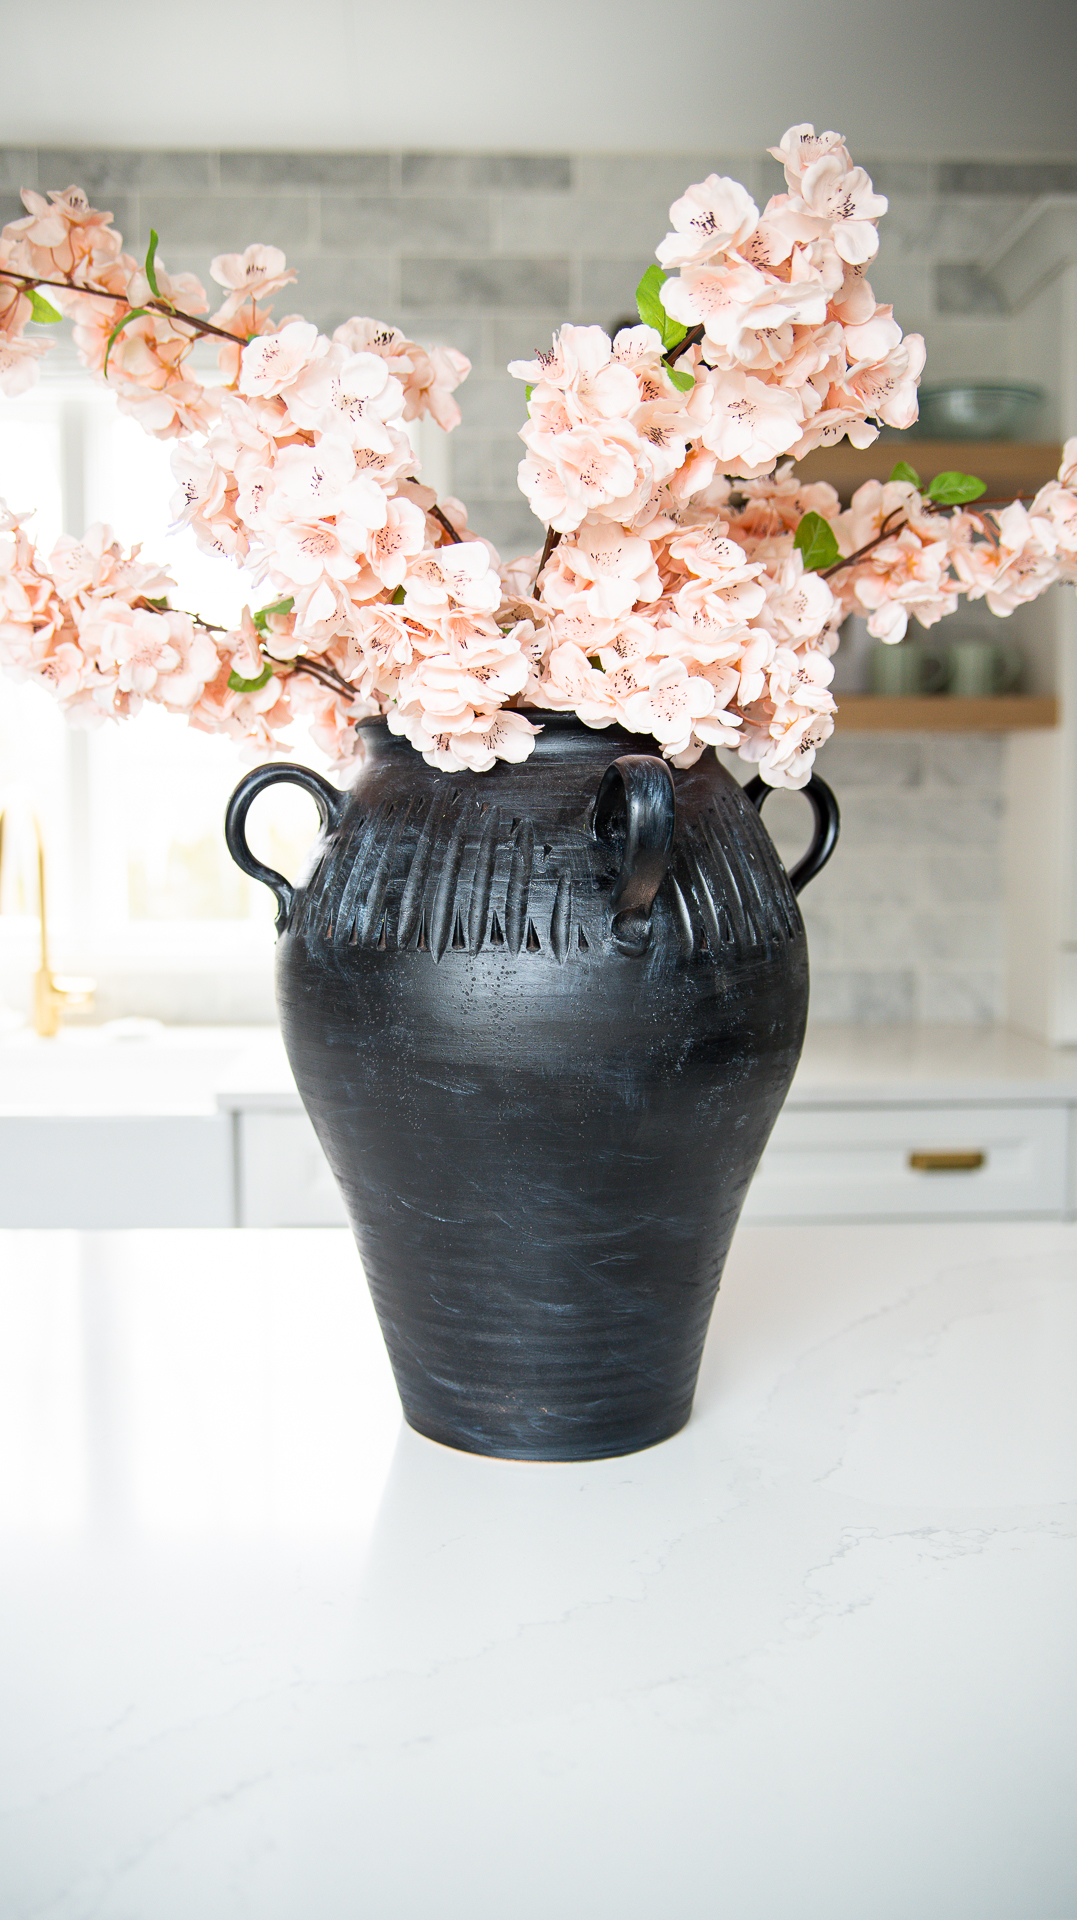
xmin=0 ymin=1221 xmax=1074 ymax=1919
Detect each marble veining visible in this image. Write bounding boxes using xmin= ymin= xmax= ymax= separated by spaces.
xmin=0 ymin=1221 xmax=1073 ymax=1919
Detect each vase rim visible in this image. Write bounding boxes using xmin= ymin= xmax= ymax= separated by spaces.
xmin=354 ymin=710 xmax=663 ymax=749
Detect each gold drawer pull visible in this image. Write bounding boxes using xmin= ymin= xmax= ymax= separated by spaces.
xmin=908 ymin=1150 xmax=986 ymax=1173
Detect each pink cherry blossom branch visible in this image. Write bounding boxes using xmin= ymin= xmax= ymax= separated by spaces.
xmin=0 ymin=268 xmax=247 ymax=348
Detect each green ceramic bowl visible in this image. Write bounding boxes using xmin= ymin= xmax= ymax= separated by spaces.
xmin=914 ymin=383 xmax=1045 ymax=441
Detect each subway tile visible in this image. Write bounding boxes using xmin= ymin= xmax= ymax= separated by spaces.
xmin=935 ymin=263 xmax=1007 ymax=315
xmin=808 ymin=846 xmax=930 ymax=907
xmin=0 ymin=150 xmax=36 ymax=192
xmin=759 ymin=157 xmax=787 ymax=202
xmin=807 ymin=967 xmax=917 ymax=1023
xmin=912 ymin=901 xmax=1001 ymax=964
xmin=488 ymin=310 xmax=572 ymax=367
xmin=577 ymin=259 xmax=644 ymax=330
xmin=220 ymin=152 xmax=391 ymax=191
xmin=815 ymin=732 xmax=925 ymax=788
xmin=915 ymin=965 xmax=1003 ymax=1024
xmin=825 ymin=901 xmax=926 ymax=967
xmin=836 ymin=789 xmax=1003 ymax=850
xmin=925 ymin=848 xmax=1002 ymax=902
xmin=939 ymin=160 xmax=1077 ymax=197
xmin=854 ymin=159 xmax=939 ymax=196
xmin=921 ymin=734 xmax=1004 ymax=790
xmin=448 ymin=438 xmax=489 ymax=493
xmin=880 ymin=194 xmax=1032 ymax=264
xmin=403 ymin=154 xmax=572 ymax=192
xmin=393 ymin=308 xmax=485 ymax=365
xmin=288 ymin=254 xmax=398 ymax=331
xmin=492 ymin=192 xmax=675 ymax=256
xmin=488 ymin=436 xmax=527 ymax=492
xmin=575 ymin=153 xmax=759 ymax=204
xmin=402 ymin=257 xmax=570 ymax=310
xmin=321 ymin=195 xmax=489 ymax=254
xmin=37 ymin=149 xmax=213 ymax=195
xmin=146 ymin=192 xmax=314 ymax=252
xmin=463 ymin=497 xmax=543 ymax=560
xmin=454 ymin=371 xmax=530 ymax=435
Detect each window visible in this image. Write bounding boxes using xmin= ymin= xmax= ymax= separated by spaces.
xmin=0 ymin=360 xmax=338 ymax=1024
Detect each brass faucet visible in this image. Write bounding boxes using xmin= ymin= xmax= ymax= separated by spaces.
xmin=0 ymin=810 xmax=95 ymax=1036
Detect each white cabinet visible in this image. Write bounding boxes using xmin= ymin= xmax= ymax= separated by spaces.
xmin=743 ymin=1102 xmax=1072 ymax=1222
xmin=0 ymin=1115 xmax=234 ymax=1227
xmin=237 ymin=1109 xmax=349 ymax=1227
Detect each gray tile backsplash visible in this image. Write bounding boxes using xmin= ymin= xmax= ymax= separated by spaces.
xmin=4 ymin=140 xmax=1066 ymax=1025
xmin=935 ymin=263 xmax=1007 ymax=314
xmin=938 ymin=160 xmax=1077 ymax=196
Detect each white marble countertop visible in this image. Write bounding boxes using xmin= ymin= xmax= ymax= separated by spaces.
xmin=0 ymin=1222 xmax=1073 ymax=1919
xmin=4 ymin=1020 xmax=1077 ymax=1119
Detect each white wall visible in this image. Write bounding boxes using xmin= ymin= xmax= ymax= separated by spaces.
xmin=4 ymin=0 xmax=1076 ymax=156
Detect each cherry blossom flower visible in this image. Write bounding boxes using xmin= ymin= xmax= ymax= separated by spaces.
xmin=210 ymin=244 xmax=296 ymax=321
xmin=239 ymin=321 xmax=326 ymax=399
xmin=656 ymin=176 xmax=760 ymax=269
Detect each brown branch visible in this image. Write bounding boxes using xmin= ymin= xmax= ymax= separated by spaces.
xmin=820 ymin=507 xmax=907 ymax=580
xmin=430 ymin=503 xmax=463 ymax=545
xmin=0 ymin=268 xmax=247 ymax=346
xmin=664 ymin=323 xmax=704 ymax=368
xmin=532 ymin=524 xmax=561 ymax=599
xmin=286 ymin=656 xmax=358 ymax=699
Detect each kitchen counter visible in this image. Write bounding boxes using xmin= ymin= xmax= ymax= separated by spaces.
xmin=0 ymin=1222 xmax=1073 ymax=1919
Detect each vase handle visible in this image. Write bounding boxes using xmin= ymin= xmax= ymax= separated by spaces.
xmin=593 ymin=754 xmax=677 ymax=954
xmin=225 ymin=762 xmax=346 ymax=931
xmin=743 ymin=772 xmax=840 ymax=895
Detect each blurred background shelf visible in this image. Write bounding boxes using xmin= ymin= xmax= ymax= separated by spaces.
xmin=794 ymin=440 xmax=1062 ymax=502
xmin=835 ymin=694 xmax=1058 ymax=730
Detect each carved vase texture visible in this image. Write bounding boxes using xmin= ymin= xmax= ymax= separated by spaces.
xmin=226 ymin=714 xmax=838 ymax=1461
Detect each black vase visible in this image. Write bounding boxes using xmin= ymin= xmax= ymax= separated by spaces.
xmin=225 ymin=715 xmax=838 ymax=1462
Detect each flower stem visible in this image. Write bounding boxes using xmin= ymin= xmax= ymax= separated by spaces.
xmin=0 ymin=268 xmax=247 ymax=346
xmin=430 ymin=504 xmax=462 ymax=545
xmin=532 ymin=524 xmax=561 ymax=598
xmin=664 ymin=324 xmax=704 ymax=368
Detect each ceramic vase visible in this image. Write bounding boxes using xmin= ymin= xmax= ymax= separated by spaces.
xmin=225 ymin=715 xmax=838 ymax=1461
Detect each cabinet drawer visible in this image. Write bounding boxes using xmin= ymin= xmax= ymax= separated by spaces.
xmin=238 ymin=1111 xmax=348 ymax=1227
xmin=743 ymin=1104 xmax=1070 ymax=1222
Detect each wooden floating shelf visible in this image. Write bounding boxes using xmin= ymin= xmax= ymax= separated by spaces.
xmin=836 ymin=695 xmax=1058 ymax=732
xmin=794 ymin=439 xmax=1062 ymax=503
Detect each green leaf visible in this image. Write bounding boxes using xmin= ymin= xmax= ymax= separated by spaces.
xmin=927 ymin=470 xmax=987 ymax=505
xmin=794 ymin=511 xmax=841 ymax=573
xmin=525 ymin=383 xmax=534 ymax=403
xmin=27 ymin=288 xmax=62 ymax=324
xmin=251 ymin=594 xmax=295 ymax=633
xmin=666 ymin=365 xmax=694 ymax=393
xmin=587 ymin=654 xmax=605 ymax=672
xmin=144 ymin=229 xmax=161 ymax=299
xmin=142 ymin=595 xmax=169 ymax=610
xmin=635 ymin=264 xmax=686 ymax=352
xmin=889 ymin=460 xmax=921 ymax=488
xmin=391 ymin=585 xmax=406 ymax=604
xmin=228 ymin=661 xmax=275 ymax=693
xmin=102 ymin=306 xmax=149 ymax=376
